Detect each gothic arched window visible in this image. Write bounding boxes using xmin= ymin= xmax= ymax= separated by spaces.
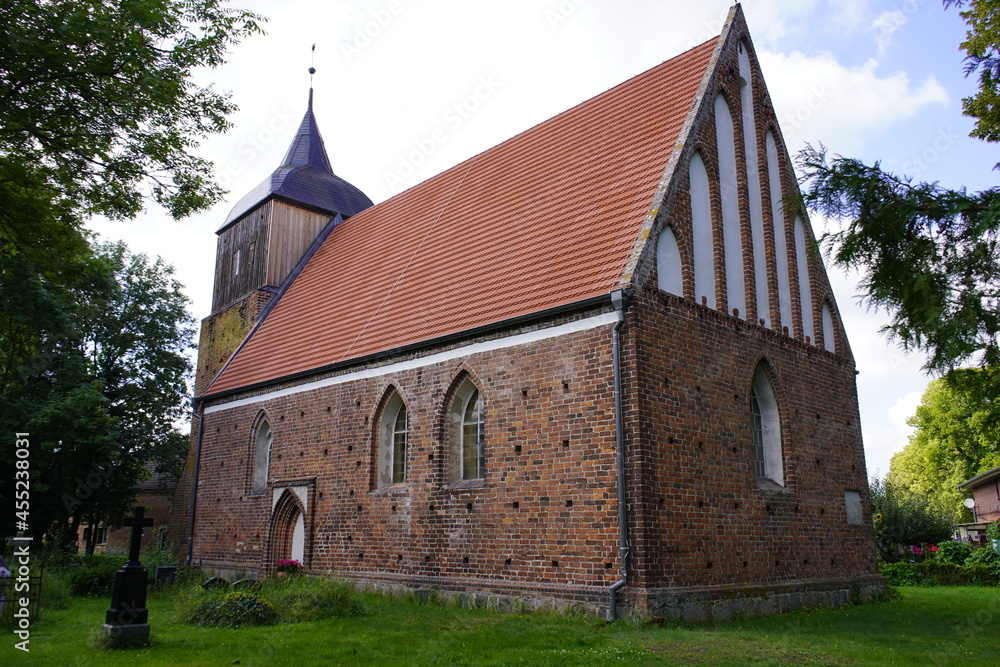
xmin=253 ymin=419 xmax=272 ymax=493
xmin=378 ymin=392 xmax=408 ymax=487
xmin=750 ymin=366 xmax=783 ymax=485
xmin=448 ymin=378 xmax=484 ymax=483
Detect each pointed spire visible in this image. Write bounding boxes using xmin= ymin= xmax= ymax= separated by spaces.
xmin=219 ymin=52 xmax=373 ymax=229
xmin=279 ymin=89 xmax=332 ymax=172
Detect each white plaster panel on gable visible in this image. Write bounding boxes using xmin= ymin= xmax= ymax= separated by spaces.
xmin=794 ymin=216 xmax=815 ymax=342
xmin=715 ymin=94 xmax=746 ymax=319
xmin=656 ymin=227 xmax=683 ymax=296
xmin=273 ymin=485 xmax=309 ymax=512
xmin=822 ymin=303 xmax=836 ymax=353
xmin=740 ymin=45 xmax=769 ymax=325
xmin=690 ymin=152 xmax=715 ymax=309
xmin=766 ymin=131 xmax=793 ymax=331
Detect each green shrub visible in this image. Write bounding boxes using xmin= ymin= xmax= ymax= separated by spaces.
xmin=986 ymin=521 xmax=1000 ymax=541
xmin=934 ymin=540 xmax=973 ymax=566
xmin=261 ymin=576 xmax=367 ymax=622
xmin=186 ymin=591 xmax=277 ymax=628
xmin=68 ymin=555 xmax=125 ymax=597
xmin=965 ymin=545 xmax=1000 ymax=578
xmin=870 ymin=477 xmax=954 ymax=563
xmin=139 ymin=543 xmax=179 ymax=571
xmin=964 ymin=563 xmax=1000 ymax=586
xmin=880 ymin=557 xmax=1000 ymax=586
xmin=40 ymin=569 xmax=72 ymax=610
xmin=879 ymin=562 xmax=921 ymax=586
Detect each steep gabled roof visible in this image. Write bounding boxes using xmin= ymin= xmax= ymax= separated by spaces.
xmin=220 ymin=90 xmax=373 ymax=229
xmin=205 ymin=38 xmax=717 ymax=397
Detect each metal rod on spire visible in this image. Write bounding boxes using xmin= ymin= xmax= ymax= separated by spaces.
xmin=309 ymin=43 xmax=316 ymax=85
xmin=308 ymin=43 xmax=316 ymax=110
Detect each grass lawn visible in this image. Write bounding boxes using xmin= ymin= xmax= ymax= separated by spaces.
xmin=2 ymin=586 xmax=997 ymax=666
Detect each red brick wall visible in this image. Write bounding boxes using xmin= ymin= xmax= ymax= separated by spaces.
xmin=626 ymin=289 xmax=878 ymax=600
xmin=972 ymin=480 xmax=1000 ymax=523
xmin=191 ymin=312 xmax=623 ymax=603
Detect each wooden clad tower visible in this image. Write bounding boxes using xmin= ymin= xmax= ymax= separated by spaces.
xmin=193 ymin=89 xmax=373 ymax=395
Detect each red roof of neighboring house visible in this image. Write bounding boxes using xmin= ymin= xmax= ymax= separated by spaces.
xmin=205 ymin=39 xmax=717 ymax=396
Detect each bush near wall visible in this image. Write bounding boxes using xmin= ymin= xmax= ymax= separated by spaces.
xmin=67 ymin=555 xmax=126 ymax=597
xmin=879 ymin=559 xmax=999 ymax=587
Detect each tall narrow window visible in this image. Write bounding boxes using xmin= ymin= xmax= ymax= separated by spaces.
xmin=378 ymin=392 xmax=407 ymax=487
xmin=462 ymin=388 xmax=484 ymax=480
xmin=750 ymin=390 xmax=766 ymax=479
xmin=448 ymin=378 xmax=484 ymax=484
xmin=253 ymin=419 xmax=272 ymax=493
xmin=750 ymin=367 xmax=783 ymax=485
xmin=392 ymin=404 xmax=407 ymax=483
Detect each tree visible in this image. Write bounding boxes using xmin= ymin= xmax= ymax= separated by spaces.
xmin=888 ymin=368 xmax=1000 ymax=520
xmin=797 ymin=0 xmax=1000 ymax=373
xmin=870 ymin=476 xmax=955 ymax=562
xmin=0 ymin=241 xmax=195 ymax=548
xmin=0 ymin=0 xmax=263 ymax=241
xmin=0 ymin=0 xmax=261 ymax=548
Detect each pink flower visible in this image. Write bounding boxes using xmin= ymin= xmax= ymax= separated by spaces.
xmin=911 ymin=545 xmax=923 ymax=555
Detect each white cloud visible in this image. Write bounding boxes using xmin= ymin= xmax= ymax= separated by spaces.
xmin=871 ymin=9 xmax=908 ymax=53
xmin=758 ymin=49 xmax=948 ymax=154
xmin=888 ymin=391 xmax=923 ymax=433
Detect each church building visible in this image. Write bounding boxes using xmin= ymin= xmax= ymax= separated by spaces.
xmin=171 ymin=6 xmax=884 ymax=620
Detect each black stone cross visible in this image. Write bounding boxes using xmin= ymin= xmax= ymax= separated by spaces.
xmin=103 ymin=506 xmax=153 ymax=642
xmin=123 ymin=506 xmax=153 ymax=567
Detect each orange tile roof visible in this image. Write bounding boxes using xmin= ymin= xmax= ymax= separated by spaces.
xmin=205 ymin=39 xmax=717 ymax=396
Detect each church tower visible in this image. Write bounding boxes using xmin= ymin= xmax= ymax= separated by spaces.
xmin=193 ymin=88 xmax=372 ymax=395
xmin=172 ymin=82 xmax=372 ymax=559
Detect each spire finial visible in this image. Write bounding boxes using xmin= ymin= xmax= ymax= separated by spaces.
xmin=308 ymin=43 xmax=316 ymax=111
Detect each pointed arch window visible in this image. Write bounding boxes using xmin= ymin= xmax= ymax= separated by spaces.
xmin=378 ymin=392 xmax=408 ymax=487
xmin=750 ymin=367 xmax=783 ymax=486
xmin=690 ymin=152 xmax=715 ymax=308
xmin=253 ymin=419 xmax=272 ymax=494
xmin=656 ymin=226 xmax=683 ymax=295
xmin=822 ymin=302 xmax=836 ymax=353
xmin=448 ymin=378 xmax=484 ymax=484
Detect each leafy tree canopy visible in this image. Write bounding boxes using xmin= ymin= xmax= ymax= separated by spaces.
xmin=797 ymin=0 xmax=1000 ymax=373
xmin=0 ymin=239 xmax=195 ymax=547
xmin=888 ymin=367 xmax=1000 ymax=519
xmin=0 ymin=0 xmax=261 ymax=549
xmin=0 ymin=0 xmax=263 ymax=256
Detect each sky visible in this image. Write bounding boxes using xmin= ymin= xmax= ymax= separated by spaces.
xmin=86 ymin=0 xmax=997 ymax=480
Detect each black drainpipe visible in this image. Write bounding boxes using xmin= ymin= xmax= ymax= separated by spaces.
xmin=608 ymin=288 xmax=631 ymax=620
xmin=186 ymin=398 xmax=205 ymax=567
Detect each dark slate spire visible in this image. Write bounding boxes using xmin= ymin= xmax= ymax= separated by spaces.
xmin=221 ymin=84 xmax=373 ymax=229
